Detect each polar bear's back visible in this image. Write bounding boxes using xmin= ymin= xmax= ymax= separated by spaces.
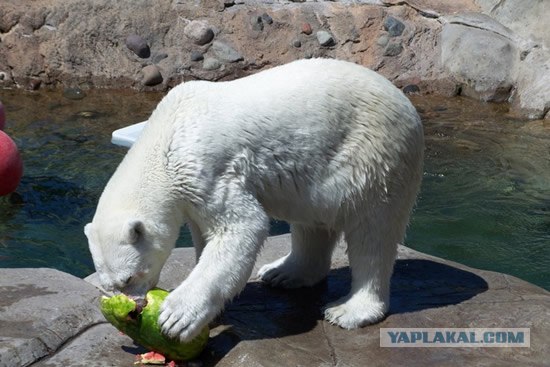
xmin=160 ymin=58 xmax=421 ymax=164
xmin=136 ymin=59 xmax=423 ymax=225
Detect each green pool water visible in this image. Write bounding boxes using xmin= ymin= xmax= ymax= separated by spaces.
xmin=0 ymin=89 xmax=548 ymax=290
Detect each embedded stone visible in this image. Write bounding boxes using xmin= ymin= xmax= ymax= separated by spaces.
xmin=184 ymin=20 xmax=215 ymax=46
xmin=301 ymin=22 xmax=313 ymax=35
xmin=441 ymin=21 xmax=517 ymax=103
xmin=250 ymin=16 xmax=264 ymax=32
xmin=125 ymin=34 xmax=150 ymax=58
xmin=203 ymin=57 xmax=222 ymax=70
xmin=151 ymin=52 xmax=168 ymax=64
xmin=316 ymin=31 xmax=335 ymax=47
xmin=141 ymin=65 xmax=163 ymax=86
xmin=211 ymin=41 xmax=243 ymax=63
xmin=403 ymin=84 xmax=420 ymax=94
xmin=261 ymin=13 xmax=273 ymax=25
xmin=384 ymin=41 xmax=403 ymax=56
xmin=377 ymin=34 xmax=390 ymax=47
xmin=384 ymin=16 xmax=406 ymax=37
xmin=190 ymin=51 xmax=204 ymax=62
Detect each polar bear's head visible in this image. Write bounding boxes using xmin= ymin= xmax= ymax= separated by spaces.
xmin=85 ymin=215 xmax=174 ymax=298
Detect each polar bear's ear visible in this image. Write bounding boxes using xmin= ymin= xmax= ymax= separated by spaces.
xmin=123 ymin=220 xmax=144 ymax=244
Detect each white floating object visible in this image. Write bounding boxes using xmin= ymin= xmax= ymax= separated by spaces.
xmin=111 ymin=121 xmax=146 ymax=148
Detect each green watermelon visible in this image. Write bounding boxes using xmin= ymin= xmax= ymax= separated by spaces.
xmin=100 ymin=288 xmax=209 ymax=361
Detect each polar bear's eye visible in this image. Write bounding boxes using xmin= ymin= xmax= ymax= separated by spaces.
xmin=123 ymin=276 xmax=132 ymax=286
xmin=123 ymin=219 xmax=145 ymax=244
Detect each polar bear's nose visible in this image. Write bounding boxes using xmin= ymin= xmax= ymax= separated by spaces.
xmin=116 ymin=276 xmax=133 ymax=290
xmin=122 ymin=276 xmax=133 ymax=286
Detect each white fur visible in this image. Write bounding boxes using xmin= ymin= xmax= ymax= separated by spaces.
xmin=85 ymin=59 xmax=424 ymax=341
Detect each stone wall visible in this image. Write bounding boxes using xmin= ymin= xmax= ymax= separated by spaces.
xmin=0 ymin=0 xmax=548 ymax=118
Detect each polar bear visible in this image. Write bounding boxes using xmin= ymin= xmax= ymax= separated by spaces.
xmin=85 ymin=58 xmax=424 ymax=341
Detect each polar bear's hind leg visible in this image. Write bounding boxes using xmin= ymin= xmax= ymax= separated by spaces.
xmin=324 ymin=194 xmax=412 ymax=328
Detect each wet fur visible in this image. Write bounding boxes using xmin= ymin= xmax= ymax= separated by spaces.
xmin=85 ymin=59 xmax=424 ymax=341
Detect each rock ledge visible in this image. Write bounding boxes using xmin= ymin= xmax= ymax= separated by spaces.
xmin=1 ymin=234 xmax=548 ymax=367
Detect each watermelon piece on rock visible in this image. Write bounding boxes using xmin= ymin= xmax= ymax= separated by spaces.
xmin=100 ymin=288 xmax=209 ymax=362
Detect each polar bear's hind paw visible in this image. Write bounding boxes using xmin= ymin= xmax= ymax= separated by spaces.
xmin=324 ymin=295 xmax=387 ymax=329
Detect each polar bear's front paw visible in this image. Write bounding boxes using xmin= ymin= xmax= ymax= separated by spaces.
xmin=324 ymin=293 xmax=387 ymax=329
xmin=158 ymin=288 xmax=216 ymax=342
xmin=258 ymin=255 xmax=327 ymax=289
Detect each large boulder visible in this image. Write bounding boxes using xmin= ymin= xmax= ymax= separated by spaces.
xmin=440 ymin=13 xmax=518 ymax=102
xmin=473 ymin=0 xmax=550 ymax=118
xmin=440 ymin=10 xmax=550 ymax=118
xmin=475 ymin=0 xmax=550 ymax=48
xmin=23 ymin=235 xmax=550 ymax=367
xmin=512 ymin=48 xmax=550 ymax=119
xmin=0 ymin=269 xmax=104 ymax=367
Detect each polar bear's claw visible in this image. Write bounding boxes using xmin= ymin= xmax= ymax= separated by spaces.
xmin=158 ymin=287 xmax=215 ymax=342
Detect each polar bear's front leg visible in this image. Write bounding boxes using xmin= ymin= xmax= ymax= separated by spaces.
xmin=158 ymin=191 xmax=269 ymax=342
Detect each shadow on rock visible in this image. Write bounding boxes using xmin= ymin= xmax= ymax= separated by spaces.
xmin=389 ymin=259 xmax=488 ymax=314
xmin=205 ymin=259 xmax=488 ymax=363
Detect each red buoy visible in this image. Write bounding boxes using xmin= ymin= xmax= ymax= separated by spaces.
xmin=0 ymin=101 xmax=5 ymax=130
xmin=0 ymin=130 xmax=23 ymax=196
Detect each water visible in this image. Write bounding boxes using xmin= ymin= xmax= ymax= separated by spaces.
xmin=0 ymin=90 xmax=547 ymax=289
xmin=408 ymin=96 xmax=549 ymax=290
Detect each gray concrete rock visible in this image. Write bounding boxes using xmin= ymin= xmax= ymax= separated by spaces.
xmin=403 ymin=84 xmax=420 ymax=94
xmin=190 ymin=51 xmax=204 ymax=62
xmin=512 ymin=48 xmax=550 ymax=119
xmin=440 ymin=22 xmax=518 ymax=102
xmin=0 ymin=268 xmax=103 ymax=367
xmin=384 ymin=41 xmax=403 ymax=56
xmin=250 ymin=15 xmax=264 ymax=32
xmin=35 ymin=323 xmax=143 ymax=367
xmin=383 ymin=16 xmax=405 ymax=37
xmin=151 ymin=52 xmax=168 ymax=64
xmin=184 ymin=20 xmax=215 ymax=46
xmin=125 ymin=34 xmax=150 ymax=58
xmin=203 ymin=57 xmax=222 ymax=70
xmin=261 ymin=12 xmax=273 ymax=25
xmin=141 ymin=64 xmax=163 ymax=86
xmin=29 ymin=235 xmax=550 ymax=367
xmin=441 ymin=11 xmax=550 ymax=116
xmin=377 ymin=34 xmax=390 ymax=46
xmin=382 ymin=0 xmax=478 ymax=15
xmin=475 ymin=0 xmax=550 ymax=48
xmin=443 ymin=12 xmax=517 ymax=42
xmin=316 ymin=30 xmax=335 ymax=47
xmin=210 ymin=41 xmax=243 ymax=63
